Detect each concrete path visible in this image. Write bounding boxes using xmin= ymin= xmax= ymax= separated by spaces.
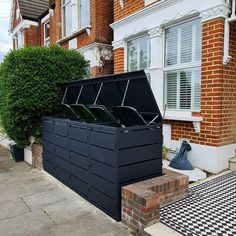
xmin=0 ymin=146 xmax=131 ymax=236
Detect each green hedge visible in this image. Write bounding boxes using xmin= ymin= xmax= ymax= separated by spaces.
xmin=0 ymin=46 xmax=88 ymax=147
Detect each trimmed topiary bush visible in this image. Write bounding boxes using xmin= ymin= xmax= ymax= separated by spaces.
xmin=0 ymin=46 xmax=88 ymax=147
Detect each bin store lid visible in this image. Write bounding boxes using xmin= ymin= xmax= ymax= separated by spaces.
xmin=60 ymin=70 xmax=163 ymax=123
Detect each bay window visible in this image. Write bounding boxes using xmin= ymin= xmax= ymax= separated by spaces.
xmin=78 ymin=0 xmax=90 ymax=29
xmin=127 ymin=35 xmax=150 ymax=80
xmin=165 ymin=19 xmax=202 ymax=112
xmin=62 ymin=0 xmax=90 ymax=37
xmin=62 ymin=0 xmax=72 ymax=37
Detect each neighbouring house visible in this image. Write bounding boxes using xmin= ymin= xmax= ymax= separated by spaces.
xmin=111 ymin=0 xmax=236 ymax=174
xmin=9 ymin=0 xmax=113 ymax=77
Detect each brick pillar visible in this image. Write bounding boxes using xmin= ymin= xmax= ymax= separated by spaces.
xmin=114 ymin=48 xmax=124 ymax=74
xmin=201 ymin=18 xmax=224 ymax=147
xmin=32 ymin=143 xmax=43 ymax=170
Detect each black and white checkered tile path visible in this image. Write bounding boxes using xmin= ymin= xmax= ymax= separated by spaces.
xmin=160 ymin=171 xmax=236 ymax=236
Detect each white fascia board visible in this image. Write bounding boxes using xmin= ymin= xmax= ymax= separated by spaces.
xmin=111 ymin=0 xmax=225 ymax=41
xmin=41 ymin=12 xmax=51 ymax=24
xmin=12 ymin=20 xmax=38 ymax=36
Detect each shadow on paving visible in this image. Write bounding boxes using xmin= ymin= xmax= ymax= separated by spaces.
xmin=0 ymin=145 xmax=131 ymax=236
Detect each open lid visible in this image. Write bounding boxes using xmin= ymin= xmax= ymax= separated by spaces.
xmin=60 ymin=70 xmax=163 ymax=123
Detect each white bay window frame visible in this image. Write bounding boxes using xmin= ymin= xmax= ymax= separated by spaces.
xmin=164 ymin=18 xmax=202 ymax=114
xmin=126 ymin=34 xmax=151 ymax=82
xmin=62 ymin=0 xmax=90 ymax=38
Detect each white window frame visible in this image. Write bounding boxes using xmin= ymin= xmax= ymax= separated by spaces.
xmin=126 ymin=34 xmax=151 ymax=82
xmin=44 ymin=20 xmax=50 ymax=46
xmin=14 ymin=30 xmax=24 ymax=49
xmin=62 ymin=0 xmax=90 ymax=38
xmin=164 ymin=18 xmax=202 ymax=116
xmin=78 ymin=0 xmax=90 ymax=29
xmin=62 ymin=0 xmax=72 ymax=37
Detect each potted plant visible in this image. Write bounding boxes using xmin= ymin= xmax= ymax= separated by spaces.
xmin=9 ymin=143 xmax=24 ymax=162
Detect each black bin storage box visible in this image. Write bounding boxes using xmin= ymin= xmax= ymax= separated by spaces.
xmin=42 ymin=70 xmax=163 ymax=221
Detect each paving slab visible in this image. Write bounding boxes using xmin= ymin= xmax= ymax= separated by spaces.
xmin=23 ymin=187 xmax=79 ymax=211
xmin=32 ymin=211 xmax=131 ymax=236
xmin=0 ymin=198 xmax=31 ymax=221
xmin=0 ymin=210 xmax=55 ymax=236
xmin=42 ymin=198 xmax=96 ymax=223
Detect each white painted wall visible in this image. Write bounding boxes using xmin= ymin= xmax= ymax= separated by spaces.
xmin=24 ymin=146 xmax=32 ymax=165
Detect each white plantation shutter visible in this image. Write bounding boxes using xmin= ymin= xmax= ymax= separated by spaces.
xmin=180 ymin=22 xmax=192 ymax=64
xmin=180 ymin=70 xmax=192 ymax=109
xmin=165 ymin=28 xmax=178 ymax=66
xmin=166 ymin=72 xmax=177 ymax=109
xmin=165 ymin=19 xmax=202 ymax=111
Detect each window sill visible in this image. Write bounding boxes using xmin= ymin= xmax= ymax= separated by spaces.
xmin=56 ymin=26 xmax=91 ymax=45
xmin=165 ymin=116 xmax=203 ymax=122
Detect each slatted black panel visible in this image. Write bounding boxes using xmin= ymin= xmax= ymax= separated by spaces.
xmin=91 ymin=188 xmax=116 ymax=218
xmin=91 ymin=174 xmax=116 ymax=199
xmin=55 ymin=166 xmax=70 ymax=186
xmin=91 ymin=160 xmax=116 ymax=183
xmin=71 ymin=176 xmax=89 ymax=199
xmin=91 ymin=131 xmax=115 ymax=150
xmin=54 ymin=122 xmax=68 ymax=136
xmin=42 ymin=117 xmax=162 ymax=222
xmin=70 ymin=139 xmax=88 ymax=156
xmin=118 ymin=143 xmax=162 ymax=166
xmin=69 ymin=125 xmax=88 ymax=142
xmin=117 ymin=127 xmax=162 ymax=149
xmin=71 ymin=164 xmax=89 ymax=183
xmin=70 ymin=152 xmax=89 ymax=170
xmin=90 ymin=146 xmax=115 ymax=167
xmin=119 ymin=159 xmax=162 ymax=183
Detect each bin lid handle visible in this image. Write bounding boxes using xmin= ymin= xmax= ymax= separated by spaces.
xmin=61 ymin=87 xmax=68 ymax=104
xmin=75 ymin=85 xmax=84 ymax=105
xmin=121 ymin=80 xmax=130 ymax=106
xmin=148 ymin=114 xmax=159 ymax=125
xmin=93 ymin=83 xmax=103 ymax=105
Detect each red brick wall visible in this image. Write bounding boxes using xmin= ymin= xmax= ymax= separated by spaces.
xmin=114 ymin=0 xmax=161 ymax=22
xmin=24 ymin=26 xmax=40 ymax=46
xmin=114 ymin=48 xmax=124 ymax=73
xmin=222 ymin=21 xmax=236 ymax=146
xmin=114 ymin=0 xmax=144 ymax=22
xmin=54 ymin=0 xmax=62 ymax=42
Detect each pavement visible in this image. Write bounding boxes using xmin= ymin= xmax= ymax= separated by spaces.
xmin=0 ymin=146 xmax=131 ymax=236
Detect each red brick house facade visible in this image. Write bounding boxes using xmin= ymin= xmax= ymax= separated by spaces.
xmin=111 ymin=0 xmax=236 ymax=173
xmin=9 ymin=0 xmax=113 ymax=77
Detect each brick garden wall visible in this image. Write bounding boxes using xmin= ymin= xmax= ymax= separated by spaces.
xmin=32 ymin=144 xmax=43 ymax=170
xmin=122 ymin=169 xmax=189 ymax=234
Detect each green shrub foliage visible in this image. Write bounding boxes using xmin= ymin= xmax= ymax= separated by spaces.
xmin=0 ymin=46 xmax=88 ymax=147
